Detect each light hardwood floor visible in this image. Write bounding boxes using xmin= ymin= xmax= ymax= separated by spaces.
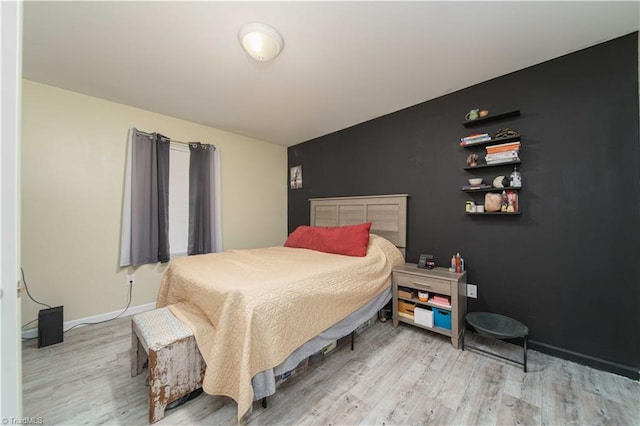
xmin=23 ymin=315 xmax=639 ymax=425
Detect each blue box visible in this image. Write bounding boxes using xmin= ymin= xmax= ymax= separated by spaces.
xmin=433 ymin=307 xmax=452 ymax=330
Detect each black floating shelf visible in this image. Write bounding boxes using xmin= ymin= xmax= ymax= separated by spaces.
xmin=466 ymin=212 xmax=522 ymax=216
xmin=463 ymin=110 xmax=521 ymax=128
xmin=461 ymin=186 xmax=522 ymax=193
xmin=460 ymin=134 xmax=521 ymax=149
xmin=464 ymin=159 xmax=520 ymax=170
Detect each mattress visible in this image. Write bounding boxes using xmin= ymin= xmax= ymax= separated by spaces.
xmin=157 ymin=234 xmax=404 ymax=420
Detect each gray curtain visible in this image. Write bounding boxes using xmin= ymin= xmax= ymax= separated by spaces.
xmin=188 ymin=142 xmax=216 ymax=255
xmin=130 ymin=130 xmax=170 ymax=266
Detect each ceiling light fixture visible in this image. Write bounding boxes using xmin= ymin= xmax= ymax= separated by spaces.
xmin=238 ymin=23 xmax=284 ymax=62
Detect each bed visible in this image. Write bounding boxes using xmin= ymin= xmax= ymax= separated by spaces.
xmin=156 ymin=194 xmax=408 ymax=421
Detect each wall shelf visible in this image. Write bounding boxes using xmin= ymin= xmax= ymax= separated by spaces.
xmin=461 ymin=108 xmax=522 ymax=217
xmin=464 ymin=159 xmax=520 ymax=170
xmin=463 ymin=110 xmax=521 ymax=128
xmin=460 ymin=133 xmax=521 ymax=148
xmin=466 ymin=212 xmax=522 ymax=215
xmin=462 ymin=186 xmax=521 ymax=193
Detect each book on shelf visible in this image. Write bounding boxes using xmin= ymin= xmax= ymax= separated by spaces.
xmin=460 ymin=136 xmax=491 ymax=146
xmin=431 ymin=295 xmax=451 ymax=304
xmin=485 ymin=152 xmax=519 ymax=161
xmin=486 ymin=147 xmax=520 ymax=155
xmin=485 ymin=140 xmax=521 ymax=150
xmin=486 ymin=148 xmax=520 ymax=155
xmin=486 ymin=143 xmax=521 ymax=154
xmin=460 ymin=140 xmax=490 ymax=147
xmin=485 ymin=158 xmax=520 ymax=165
xmin=461 ymin=133 xmax=490 ymax=142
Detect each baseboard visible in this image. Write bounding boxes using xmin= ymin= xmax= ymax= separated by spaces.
xmin=22 ymin=302 xmax=156 ymax=340
xmin=529 ymin=339 xmax=640 ymax=381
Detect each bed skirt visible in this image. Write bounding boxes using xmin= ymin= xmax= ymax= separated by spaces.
xmin=251 ymin=287 xmax=391 ymax=400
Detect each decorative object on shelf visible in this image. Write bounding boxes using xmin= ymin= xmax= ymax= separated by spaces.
xmin=492 ymin=175 xmax=510 ymax=188
xmin=418 ymin=290 xmax=429 ymax=302
xmin=485 ymin=193 xmax=502 ymax=212
xmin=476 ymin=205 xmax=485 ymax=213
xmin=468 ymin=178 xmax=483 ymax=186
xmin=510 ymin=166 xmax=522 ymax=187
xmin=466 ymin=153 xmax=479 ymax=167
xmin=479 ymin=110 xmax=490 ymax=118
xmin=465 ymin=109 xmax=480 ymax=121
xmin=463 ymin=110 xmax=520 ymax=128
xmin=465 ymin=201 xmax=476 ymax=213
xmin=494 ymin=127 xmax=518 ymax=139
xmin=506 ymin=191 xmax=519 ymax=212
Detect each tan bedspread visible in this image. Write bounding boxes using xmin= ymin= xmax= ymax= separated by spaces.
xmin=156 ymin=234 xmax=404 ymax=421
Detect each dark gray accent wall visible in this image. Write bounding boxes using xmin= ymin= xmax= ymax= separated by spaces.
xmin=288 ymin=33 xmax=640 ymax=378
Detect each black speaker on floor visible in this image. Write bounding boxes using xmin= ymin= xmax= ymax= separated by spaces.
xmin=38 ymin=306 xmax=63 ymax=348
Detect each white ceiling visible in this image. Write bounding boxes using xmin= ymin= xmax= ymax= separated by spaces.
xmin=22 ymin=1 xmax=639 ymax=146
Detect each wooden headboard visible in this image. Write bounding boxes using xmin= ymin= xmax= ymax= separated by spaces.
xmin=309 ymin=194 xmax=408 ymax=256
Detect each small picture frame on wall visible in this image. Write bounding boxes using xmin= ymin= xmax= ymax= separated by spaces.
xmin=290 ymin=165 xmax=302 ymax=189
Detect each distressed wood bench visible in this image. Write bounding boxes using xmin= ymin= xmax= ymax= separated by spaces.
xmin=131 ymin=307 xmax=206 ymax=423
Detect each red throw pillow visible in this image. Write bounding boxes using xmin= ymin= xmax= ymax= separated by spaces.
xmin=284 ymin=222 xmax=372 ymax=257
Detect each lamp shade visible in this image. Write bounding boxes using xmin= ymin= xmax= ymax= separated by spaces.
xmin=238 ymin=23 xmax=284 ymax=62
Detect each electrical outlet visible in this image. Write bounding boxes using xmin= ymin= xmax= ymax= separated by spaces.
xmin=126 ymin=273 xmax=135 ymax=286
xmin=467 ymin=284 xmax=477 ymax=299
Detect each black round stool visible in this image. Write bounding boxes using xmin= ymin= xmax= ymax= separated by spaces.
xmin=463 ymin=311 xmax=529 ymax=372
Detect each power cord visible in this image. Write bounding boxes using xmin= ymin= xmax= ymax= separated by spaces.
xmin=20 ymin=268 xmax=134 ymax=340
xmin=22 ymin=318 xmax=38 ymax=329
xmin=20 ymin=267 xmax=51 ymax=309
xmin=21 ymin=318 xmax=39 ymax=342
xmin=64 ymin=283 xmax=133 ymax=333
xmin=20 ymin=267 xmax=53 ymax=341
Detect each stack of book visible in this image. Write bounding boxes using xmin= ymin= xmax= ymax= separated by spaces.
xmin=430 ymin=295 xmax=451 ymax=308
xmin=459 ymin=133 xmax=491 ymax=146
xmin=485 ymin=141 xmax=520 ymax=164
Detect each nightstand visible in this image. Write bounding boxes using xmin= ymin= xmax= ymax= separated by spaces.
xmin=392 ymin=264 xmax=467 ymax=348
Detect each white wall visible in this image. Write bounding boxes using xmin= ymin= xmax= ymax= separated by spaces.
xmin=21 ymin=80 xmax=287 ymax=325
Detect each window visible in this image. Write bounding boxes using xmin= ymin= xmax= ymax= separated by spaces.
xmin=119 ymin=129 xmax=221 ymax=268
xmin=168 ymin=143 xmax=190 ymax=257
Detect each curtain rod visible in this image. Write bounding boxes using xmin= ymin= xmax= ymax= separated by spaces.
xmin=134 ymin=129 xmax=203 ymax=147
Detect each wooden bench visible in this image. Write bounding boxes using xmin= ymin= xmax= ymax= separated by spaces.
xmin=131 ymin=307 xmax=206 ymax=423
